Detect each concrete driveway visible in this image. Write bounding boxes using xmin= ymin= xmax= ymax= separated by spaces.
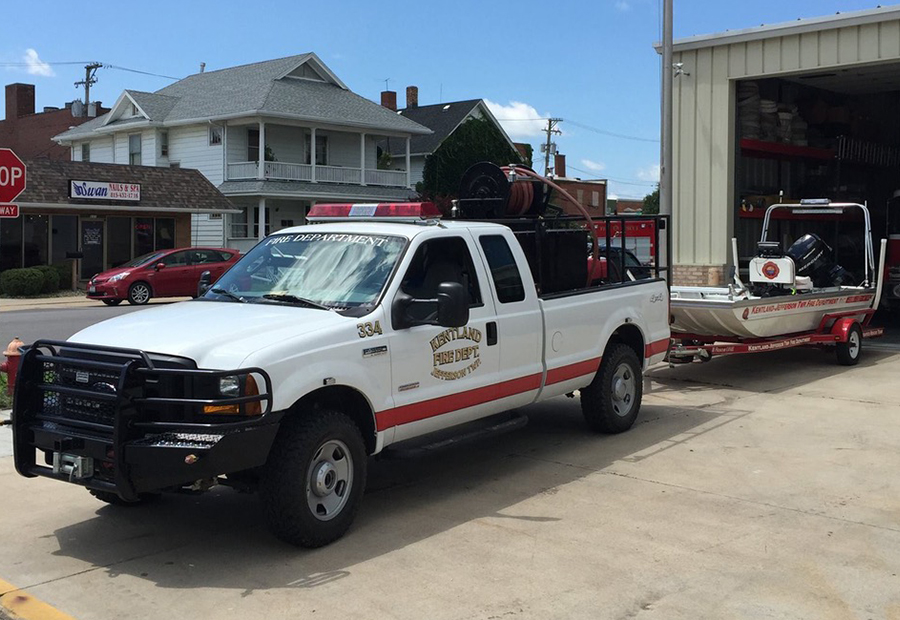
xmin=1 ymin=347 xmax=900 ymax=619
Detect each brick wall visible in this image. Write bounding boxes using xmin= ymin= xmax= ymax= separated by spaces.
xmin=672 ymin=263 xmax=727 ymax=286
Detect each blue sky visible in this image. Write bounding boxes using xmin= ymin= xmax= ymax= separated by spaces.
xmin=3 ymin=0 xmax=889 ymax=198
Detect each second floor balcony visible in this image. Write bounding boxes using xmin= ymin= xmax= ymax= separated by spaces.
xmin=224 ymin=120 xmax=411 ymax=188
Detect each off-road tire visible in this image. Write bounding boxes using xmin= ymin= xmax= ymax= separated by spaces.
xmin=261 ymin=410 xmax=367 ymax=548
xmin=581 ymin=343 xmax=643 ymax=434
xmin=127 ymin=282 xmax=152 ymax=305
xmin=101 ymin=299 xmax=123 ymax=306
xmin=836 ymin=323 xmax=862 ymax=366
xmin=88 ymin=489 xmax=159 ymax=506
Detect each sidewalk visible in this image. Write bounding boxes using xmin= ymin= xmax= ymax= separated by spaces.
xmin=0 ymin=296 xmax=190 ymax=312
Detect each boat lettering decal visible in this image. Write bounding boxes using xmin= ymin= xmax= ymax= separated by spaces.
xmin=429 ymin=325 xmax=482 ymax=381
xmin=748 ymin=294 xmax=874 ymax=316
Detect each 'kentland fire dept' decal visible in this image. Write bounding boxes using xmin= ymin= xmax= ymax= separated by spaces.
xmin=430 ymin=326 xmax=482 ymax=381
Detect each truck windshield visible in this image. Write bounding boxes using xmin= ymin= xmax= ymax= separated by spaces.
xmin=206 ymin=232 xmax=407 ymax=309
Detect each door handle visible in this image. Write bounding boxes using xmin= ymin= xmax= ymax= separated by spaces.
xmin=486 ymin=321 xmax=498 ymax=346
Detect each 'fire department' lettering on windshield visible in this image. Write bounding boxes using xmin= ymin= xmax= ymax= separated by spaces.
xmin=429 ymin=326 xmax=483 ymax=381
xmin=264 ymin=233 xmax=390 ymax=246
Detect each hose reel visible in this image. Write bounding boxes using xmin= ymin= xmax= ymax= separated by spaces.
xmin=456 ymin=162 xmax=549 ymax=218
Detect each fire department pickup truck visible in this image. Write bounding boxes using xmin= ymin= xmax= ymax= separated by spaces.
xmin=13 ymin=200 xmax=670 ymax=548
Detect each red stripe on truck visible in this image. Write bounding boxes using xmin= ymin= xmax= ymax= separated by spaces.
xmin=644 ymin=338 xmax=669 ymax=357
xmin=545 ymin=357 xmax=601 ymax=385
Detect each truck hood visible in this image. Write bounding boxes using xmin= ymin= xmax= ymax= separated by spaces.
xmin=69 ymin=300 xmax=347 ymax=368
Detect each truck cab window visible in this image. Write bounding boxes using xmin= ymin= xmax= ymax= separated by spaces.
xmin=479 ymin=235 xmax=525 ymax=303
xmin=401 ymin=237 xmax=482 ymax=306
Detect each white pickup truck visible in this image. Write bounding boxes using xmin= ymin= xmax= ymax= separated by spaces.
xmin=13 ymin=201 xmax=670 ymax=547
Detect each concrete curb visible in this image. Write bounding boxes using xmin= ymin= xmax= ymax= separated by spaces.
xmin=0 ymin=297 xmax=191 ymax=313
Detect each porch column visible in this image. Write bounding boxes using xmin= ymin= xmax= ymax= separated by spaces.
xmin=405 ymin=136 xmax=411 ymax=188
xmin=360 ymin=133 xmax=367 ymax=186
xmin=257 ymin=197 xmax=267 ymax=241
xmin=257 ymin=120 xmax=266 ymax=180
xmin=310 ymin=127 xmax=317 ymax=182
xmin=222 ymin=120 xmax=228 ymax=180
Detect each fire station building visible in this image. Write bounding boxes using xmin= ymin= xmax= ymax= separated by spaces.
xmin=668 ymin=6 xmax=900 ymax=286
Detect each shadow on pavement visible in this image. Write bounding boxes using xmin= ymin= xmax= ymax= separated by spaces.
xmin=48 ymin=395 xmax=737 ymax=593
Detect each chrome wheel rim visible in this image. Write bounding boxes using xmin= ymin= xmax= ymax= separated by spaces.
xmin=611 ymin=363 xmax=636 ymax=417
xmin=848 ymin=331 xmax=860 ymax=359
xmin=131 ymin=284 xmax=150 ymax=303
xmin=306 ymin=439 xmax=353 ymax=521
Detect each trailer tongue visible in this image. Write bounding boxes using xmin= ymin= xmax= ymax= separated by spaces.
xmin=669 ymin=200 xmax=886 ymax=366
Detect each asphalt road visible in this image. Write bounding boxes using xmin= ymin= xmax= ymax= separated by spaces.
xmin=0 ymin=302 xmax=178 ymax=346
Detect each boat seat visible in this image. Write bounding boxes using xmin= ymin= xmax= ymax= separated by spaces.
xmin=757 ymin=241 xmax=783 ymax=258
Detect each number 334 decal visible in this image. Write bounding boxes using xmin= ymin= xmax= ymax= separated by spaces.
xmin=357 ymin=321 xmax=383 ymax=338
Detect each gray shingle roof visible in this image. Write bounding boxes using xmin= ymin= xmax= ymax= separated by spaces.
xmin=381 ymin=99 xmax=482 ymax=156
xmin=19 ymin=159 xmax=237 ymax=213
xmin=218 ymin=180 xmax=415 ymax=201
xmin=55 ymin=54 xmax=430 ymax=141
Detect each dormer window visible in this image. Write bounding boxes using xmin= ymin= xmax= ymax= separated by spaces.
xmin=131 ymin=103 xmax=139 ymax=117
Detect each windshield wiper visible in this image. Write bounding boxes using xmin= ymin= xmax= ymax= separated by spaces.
xmin=262 ymin=293 xmax=331 ymax=310
xmin=210 ymin=287 xmax=246 ymax=303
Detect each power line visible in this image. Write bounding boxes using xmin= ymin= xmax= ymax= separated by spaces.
xmin=495 ymin=117 xmax=659 ymax=143
xmin=0 ymin=60 xmax=179 ymax=80
xmin=567 ymin=164 xmax=657 ymax=186
xmin=104 ymin=65 xmax=180 ymax=80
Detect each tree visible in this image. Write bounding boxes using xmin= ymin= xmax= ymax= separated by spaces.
xmin=419 ymin=117 xmax=524 ymax=207
xmin=643 ymin=184 xmax=660 ymax=215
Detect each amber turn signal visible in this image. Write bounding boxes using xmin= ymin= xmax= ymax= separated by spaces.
xmin=244 ymin=374 xmax=262 ymax=416
xmin=203 ymin=404 xmax=240 ymax=414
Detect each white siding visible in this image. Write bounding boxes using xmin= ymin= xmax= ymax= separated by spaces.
xmin=191 ymin=213 xmax=226 ymax=247
xmin=409 ymin=155 xmax=426 ymax=186
xmin=141 ymin=129 xmax=157 ymax=167
xmin=323 ymin=130 xmax=362 ymax=168
xmin=227 ymin=125 xmax=248 ymax=163
xmin=84 ymin=137 xmax=114 ymax=164
xmin=671 ymin=16 xmax=900 ymax=268
xmin=266 ymin=125 xmax=307 ymax=164
xmin=168 ymin=125 xmax=224 ymax=185
xmin=115 ymin=133 xmax=129 ymax=164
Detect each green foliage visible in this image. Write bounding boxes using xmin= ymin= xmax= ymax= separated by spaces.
xmin=643 ymin=185 xmax=660 ymax=215
xmin=377 ymin=149 xmax=393 ymax=170
xmin=421 ymin=116 xmax=524 ymax=202
xmin=51 ymin=262 xmax=73 ymax=290
xmin=33 ymin=265 xmax=61 ymax=293
xmin=519 ymin=143 xmax=534 ymax=168
xmin=0 ymin=268 xmax=45 ymax=296
xmin=0 ymin=374 xmax=10 ymax=409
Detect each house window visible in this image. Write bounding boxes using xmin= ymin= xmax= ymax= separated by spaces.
xmin=231 ymin=206 xmax=250 ymax=238
xmin=305 ymin=135 xmax=327 ymax=165
xmin=128 ymin=134 xmax=142 ymax=166
xmin=160 ymin=131 xmax=169 ymax=157
xmin=209 ymin=126 xmax=223 ymax=146
xmin=131 ymin=103 xmax=139 ymax=116
xmin=81 ymin=142 xmax=90 ymax=162
xmin=248 ymin=129 xmax=259 ymax=162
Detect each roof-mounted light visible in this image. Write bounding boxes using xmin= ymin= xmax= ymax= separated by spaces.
xmin=307 ymin=202 xmax=442 ymax=223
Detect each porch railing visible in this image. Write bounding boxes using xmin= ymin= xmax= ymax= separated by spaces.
xmin=227 ymin=162 xmax=257 ymax=180
xmin=226 ymin=161 xmax=408 ymax=188
xmin=365 ymin=169 xmax=407 ymax=187
xmin=266 ymin=162 xmax=312 ymax=181
xmin=316 ymin=165 xmax=361 ymax=185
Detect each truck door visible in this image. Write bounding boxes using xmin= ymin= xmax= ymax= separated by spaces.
xmin=384 ymin=234 xmax=502 ymax=442
xmin=474 ymin=232 xmax=543 ymax=408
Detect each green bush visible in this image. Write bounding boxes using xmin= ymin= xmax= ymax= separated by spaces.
xmin=33 ymin=265 xmax=61 ymax=293
xmin=52 ymin=262 xmax=73 ymax=290
xmin=0 ymin=268 xmax=46 ymax=296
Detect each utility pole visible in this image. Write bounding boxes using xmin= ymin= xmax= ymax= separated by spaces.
xmin=541 ymin=118 xmax=562 ymax=175
xmin=74 ymin=62 xmax=102 ymax=112
xmin=660 ymin=0 xmax=673 ymax=217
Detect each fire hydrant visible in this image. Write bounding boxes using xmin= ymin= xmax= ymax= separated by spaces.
xmin=1 ymin=337 xmax=24 ymax=398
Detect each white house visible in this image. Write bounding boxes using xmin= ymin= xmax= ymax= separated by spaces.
xmin=54 ymin=54 xmax=431 ymax=253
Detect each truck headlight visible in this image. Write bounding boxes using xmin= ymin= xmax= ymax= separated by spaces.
xmin=219 ymin=375 xmax=240 ymax=396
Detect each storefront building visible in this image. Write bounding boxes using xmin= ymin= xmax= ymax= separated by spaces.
xmin=1 ymin=159 xmax=236 ymax=280
xmin=667 ymin=6 xmax=900 ymax=285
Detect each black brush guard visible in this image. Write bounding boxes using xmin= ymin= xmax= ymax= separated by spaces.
xmin=12 ymin=340 xmax=278 ymax=501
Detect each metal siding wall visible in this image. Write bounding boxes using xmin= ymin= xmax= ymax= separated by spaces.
xmin=674 ymin=18 xmax=900 ymax=268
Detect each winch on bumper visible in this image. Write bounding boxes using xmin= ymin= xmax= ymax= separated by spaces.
xmin=12 ymin=340 xmax=276 ymax=501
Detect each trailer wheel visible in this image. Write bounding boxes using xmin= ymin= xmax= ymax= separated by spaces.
xmin=581 ymin=343 xmax=643 ymax=434
xmin=260 ymin=409 xmax=367 ymax=548
xmin=836 ymin=323 xmax=863 ymax=366
xmin=88 ymin=489 xmax=159 ymax=506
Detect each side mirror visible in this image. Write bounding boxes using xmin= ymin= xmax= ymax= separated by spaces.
xmin=436 ymin=282 xmax=468 ymax=327
xmin=197 ymin=270 xmax=212 ymax=297
xmin=155 ymin=262 xmax=166 ymax=271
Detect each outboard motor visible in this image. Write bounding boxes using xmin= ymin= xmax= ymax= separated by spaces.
xmin=787 ymin=233 xmax=849 ymax=287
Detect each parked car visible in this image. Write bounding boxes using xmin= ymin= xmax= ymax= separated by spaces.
xmin=87 ymin=247 xmax=240 ymax=306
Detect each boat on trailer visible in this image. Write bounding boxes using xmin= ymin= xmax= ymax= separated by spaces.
xmin=669 ymin=200 xmax=886 ymax=364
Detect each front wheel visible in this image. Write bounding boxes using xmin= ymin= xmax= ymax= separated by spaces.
xmin=581 ymin=343 xmax=643 ymax=433
xmin=836 ymin=323 xmax=862 ymax=366
xmin=127 ymin=282 xmax=152 ymax=305
xmin=260 ymin=410 xmax=367 ymax=548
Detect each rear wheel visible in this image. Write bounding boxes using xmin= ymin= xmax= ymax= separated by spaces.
xmin=581 ymin=343 xmax=643 ymax=433
xmin=836 ymin=323 xmax=862 ymax=366
xmin=101 ymin=299 xmax=122 ymax=306
xmin=261 ymin=410 xmax=367 ymax=548
xmin=127 ymin=282 xmax=152 ymax=305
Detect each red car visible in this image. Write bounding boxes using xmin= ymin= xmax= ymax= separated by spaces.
xmin=87 ymin=247 xmax=240 ymax=306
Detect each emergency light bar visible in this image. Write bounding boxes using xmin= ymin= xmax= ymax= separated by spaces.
xmin=307 ymin=202 xmax=442 ymax=223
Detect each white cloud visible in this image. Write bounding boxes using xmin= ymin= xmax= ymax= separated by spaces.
xmin=580 ymin=159 xmax=606 ymax=173
xmin=24 ymin=48 xmax=54 ymax=77
xmin=615 ymin=1 xmax=631 ymax=11
xmin=484 ymin=99 xmax=548 ymax=140
xmin=636 ymin=164 xmax=660 ymax=183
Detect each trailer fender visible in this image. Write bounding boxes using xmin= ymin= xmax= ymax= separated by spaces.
xmin=829 ymin=317 xmax=860 ymax=342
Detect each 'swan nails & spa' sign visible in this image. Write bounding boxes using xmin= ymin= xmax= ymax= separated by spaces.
xmin=70 ymin=180 xmax=141 ymax=202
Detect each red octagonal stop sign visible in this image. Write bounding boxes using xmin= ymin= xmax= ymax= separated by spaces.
xmin=0 ymin=148 xmax=26 ymax=204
